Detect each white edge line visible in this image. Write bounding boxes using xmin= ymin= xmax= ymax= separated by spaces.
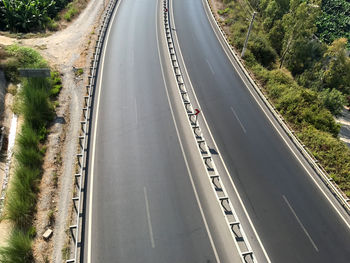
xmin=169 ymin=0 xmax=272 ymax=262
xmin=156 ymin=0 xmax=220 ymax=261
xmin=87 ymin=1 xmax=122 ymax=262
xmin=144 ymin=187 xmax=156 ymax=248
xmin=282 ymin=195 xmax=319 ymax=252
xmin=201 ymin=0 xmax=350 ymax=230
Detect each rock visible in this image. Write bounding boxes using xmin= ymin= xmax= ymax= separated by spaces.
xmin=43 ymin=229 xmax=53 ymax=240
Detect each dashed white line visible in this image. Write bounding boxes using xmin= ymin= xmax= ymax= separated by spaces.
xmin=134 ymin=98 xmax=138 ymax=125
xmin=206 ymin=59 xmax=215 ymax=75
xmin=283 ymin=195 xmax=319 ymax=252
xmin=230 ymin=106 xmax=246 ymax=133
xmin=144 ymin=187 xmax=155 ymax=248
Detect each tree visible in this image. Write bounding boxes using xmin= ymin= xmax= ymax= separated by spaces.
xmin=322 ymin=38 xmax=350 ymax=95
xmin=280 ymin=0 xmax=321 ymax=69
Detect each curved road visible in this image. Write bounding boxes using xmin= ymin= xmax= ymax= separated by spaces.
xmin=82 ymin=0 xmax=220 ymax=262
xmin=171 ymin=0 xmax=350 ymax=262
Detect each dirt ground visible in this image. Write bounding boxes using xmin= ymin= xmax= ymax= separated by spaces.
xmin=0 ymin=0 xmax=106 ymax=262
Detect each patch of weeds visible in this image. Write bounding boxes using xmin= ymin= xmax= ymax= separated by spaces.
xmin=52 ymin=172 xmax=59 ymax=188
xmin=75 ymin=68 xmax=84 ymax=77
xmin=47 ymin=209 xmax=55 ymax=225
xmin=64 ymin=3 xmax=78 ymax=22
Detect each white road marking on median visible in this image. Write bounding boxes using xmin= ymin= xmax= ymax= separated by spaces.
xmin=156 ymin=1 xmax=220 ymax=261
xmin=144 ymin=187 xmax=155 ymax=248
xmin=230 ymin=107 xmax=246 ymax=133
xmin=206 ymin=59 xmax=215 ymax=75
xmin=87 ymin=1 xmax=122 ymax=262
xmin=283 ymin=195 xmax=319 ymax=252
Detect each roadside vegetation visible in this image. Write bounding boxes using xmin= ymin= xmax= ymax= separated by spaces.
xmin=0 ymin=0 xmax=89 ymax=33
xmin=0 ymin=45 xmax=62 ymax=262
xmin=216 ymin=0 xmax=350 ymax=196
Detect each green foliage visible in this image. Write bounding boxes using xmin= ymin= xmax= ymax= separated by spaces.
xmin=20 ymin=78 xmax=54 ymax=130
xmin=316 ymin=0 xmax=350 ymax=47
xmin=3 ymin=45 xmax=47 ymax=83
xmin=319 ymin=88 xmax=346 ymax=116
xmin=0 ymin=46 xmax=62 ymax=260
xmin=322 ymin=38 xmax=350 ymax=94
xmin=264 ymin=70 xmax=340 ymax=137
xmin=249 ymin=33 xmax=277 ymax=68
xmin=63 ymin=3 xmax=78 ymax=21
xmin=0 ymin=0 xmax=72 ymax=32
xmin=280 ymin=0 xmax=321 ymax=69
xmin=218 ymin=7 xmax=230 ymax=15
xmin=299 ymin=126 xmax=350 ymax=196
xmin=50 ymin=71 xmax=62 ymax=97
xmin=0 ymin=230 xmax=33 ymax=263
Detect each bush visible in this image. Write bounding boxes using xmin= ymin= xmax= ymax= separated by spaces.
xmin=0 ymin=0 xmax=72 ymax=32
xmin=0 ymin=230 xmax=33 ymax=263
xmin=63 ymin=3 xmax=78 ymax=21
xmin=249 ymin=33 xmax=277 ymax=68
xmin=3 ymin=45 xmax=48 ymax=83
xmin=21 ymin=79 xmax=54 ymax=130
xmin=218 ymin=8 xmax=230 ymax=15
xmin=299 ymin=126 xmax=350 ymax=196
xmin=319 ymin=88 xmax=346 ymax=116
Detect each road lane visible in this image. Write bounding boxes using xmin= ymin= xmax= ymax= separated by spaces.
xmin=172 ymin=0 xmax=350 ymax=262
xmin=83 ymin=0 xmax=217 ymax=261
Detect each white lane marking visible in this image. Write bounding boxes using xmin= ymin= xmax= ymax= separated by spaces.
xmin=87 ymin=1 xmax=122 ymax=262
xmin=283 ymin=195 xmax=319 ymax=252
xmin=144 ymin=187 xmax=155 ymax=248
xmin=206 ymin=59 xmax=215 ymax=75
xmin=201 ymin=0 xmax=350 ymax=230
xmin=230 ymin=107 xmax=246 ymax=133
xmin=169 ymin=0 xmax=271 ymax=261
xmin=134 ymin=98 xmax=138 ymax=124
xmin=156 ymin=1 xmax=220 ymax=261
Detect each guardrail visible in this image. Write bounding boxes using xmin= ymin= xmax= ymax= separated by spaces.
xmin=163 ymin=0 xmax=255 ymax=262
xmin=203 ymin=0 xmax=350 ymax=215
xmin=66 ymin=0 xmax=118 ymax=262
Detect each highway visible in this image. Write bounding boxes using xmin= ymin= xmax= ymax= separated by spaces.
xmin=171 ymin=0 xmax=350 ymax=262
xmin=82 ymin=0 xmax=221 ymax=261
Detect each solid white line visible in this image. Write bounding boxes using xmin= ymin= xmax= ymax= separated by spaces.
xmin=87 ymin=1 xmax=122 ymax=262
xmin=230 ymin=107 xmax=246 ymax=133
xmin=144 ymin=187 xmax=156 ymax=248
xmin=283 ymin=195 xmax=319 ymax=252
xmin=169 ymin=0 xmax=271 ymax=261
xmin=155 ymin=1 xmax=220 ymax=261
xmin=201 ymin=0 xmax=350 ymax=230
xmin=206 ymin=59 xmax=215 ymax=75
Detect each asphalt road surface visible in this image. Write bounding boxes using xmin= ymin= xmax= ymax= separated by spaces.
xmin=82 ymin=0 xmax=219 ymax=262
xmin=172 ymin=0 xmax=350 ymax=262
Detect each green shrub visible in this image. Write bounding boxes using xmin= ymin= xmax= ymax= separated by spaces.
xmin=46 ymin=18 xmax=59 ymax=31
xmin=3 ymin=45 xmax=48 ymax=83
xmin=0 ymin=230 xmax=33 ymax=263
xmin=249 ymin=33 xmax=277 ymax=68
xmin=319 ymin=88 xmax=346 ymax=116
xmin=299 ymin=126 xmax=350 ymax=196
xmin=218 ymin=8 xmax=230 ymax=15
xmin=64 ymin=3 xmax=78 ymax=21
xmin=21 ymin=79 xmax=54 ymax=130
